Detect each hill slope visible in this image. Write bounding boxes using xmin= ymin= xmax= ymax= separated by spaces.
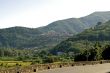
xmin=1 ymin=11 xmax=110 ymax=49
xmin=0 ymin=27 xmax=70 ymax=48
xmin=51 ymin=20 xmax=110 ymax=54
xmin=39 ymin=11 xmax=110 ymax=35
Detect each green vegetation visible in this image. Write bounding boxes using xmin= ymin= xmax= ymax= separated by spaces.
xmin=1 ymin=11 xmax=110 ymax=68
xmin=74 ymin=42 xmax=110 ymax=61
xmin=51 ymin=20 xmax=110 ymax=54
xmin=74 ymin=42 xmax=102 ymax=61
xmin=0 ymin=48 xmax=74 ymax=66
xmin=0 ymin=11 xmax=110 ymax=49
xmin=0 ymin=61 xmax=32 ymax=68
xmin=1 ymin=42 xmax=110 ymax=68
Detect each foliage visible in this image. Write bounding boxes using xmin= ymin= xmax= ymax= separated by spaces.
xmin=102 ymin=45 xmax=110 ymax=60
xmin=74 ymin=43 xmax=110 ymax=61
xmin=1 ymin=11 xmax=110 ymax=65
xmin=51 ymin=20 xmax=110 ymax=54
xmin=0 ymin=11 xmax=110 ymax=49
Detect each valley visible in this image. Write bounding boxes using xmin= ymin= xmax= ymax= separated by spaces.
xmin=1 ymin=11 xmax=110 ymax=73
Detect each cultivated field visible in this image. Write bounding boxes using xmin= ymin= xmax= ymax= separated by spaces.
xmin=0 ymin=61 xmax=32 ymax=68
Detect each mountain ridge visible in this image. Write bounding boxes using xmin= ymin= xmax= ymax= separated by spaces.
xmin=1 ymin=11 xmax=110 ymax=49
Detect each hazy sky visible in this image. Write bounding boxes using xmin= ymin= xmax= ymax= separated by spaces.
xmin=0 ymin=0 xmax=110 ymax=28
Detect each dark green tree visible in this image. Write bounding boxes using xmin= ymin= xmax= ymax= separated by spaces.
xmin=102 ymin=45 xmax=110 ymax=60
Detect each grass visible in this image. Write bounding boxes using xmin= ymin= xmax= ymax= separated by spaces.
xmin=0 ymin=61 xmax=32 ymax=68
xmin=0 ymin=57 xmax=33 ymax=68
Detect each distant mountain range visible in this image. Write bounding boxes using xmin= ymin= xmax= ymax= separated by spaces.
xmin=1 ymin=11 xmax=110 ymax=49
xmin=51 ymin=20 xmax=110 ymax=54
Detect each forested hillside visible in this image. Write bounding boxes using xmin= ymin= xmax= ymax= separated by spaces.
xmin=51 ymin=20 xmax=110 ymax=54
xmin=1 ymin=11 xmax=110 ymax=48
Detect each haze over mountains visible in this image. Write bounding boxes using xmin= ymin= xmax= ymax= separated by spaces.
xmin=1 ymin=11 xmax=110 ymax=49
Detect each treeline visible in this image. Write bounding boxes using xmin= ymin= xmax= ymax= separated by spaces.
xmin=0 ymin=48 xmax=33 ymax=61
xmin=0 ymin=48 xmax=74 ymax=64
xmin=1 ymin=42 xmax=110 ymax=64
xmin=74 ymin=42 xmax=110 ymax=61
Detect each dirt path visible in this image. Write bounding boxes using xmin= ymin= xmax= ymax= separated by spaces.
xmin=36 ymin=63 xmax=110 ymax=73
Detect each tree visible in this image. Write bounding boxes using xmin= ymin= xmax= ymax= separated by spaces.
xmin=0 ymin=49 xmax=4 ymax=57
xmin=102 ymin=45 xmax=110 ymax=60
xmin=74 ymin=42 xmax=102 ymax=61
xmin=84 ymin=50 xmax=90 ymax=61
xmin=74 ymin=53 xmax=86 ymax=61
xmin=94 ymin=42 xmax=102 ymax=60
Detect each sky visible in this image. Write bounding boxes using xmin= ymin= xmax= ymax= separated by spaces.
xmin=0 ymin=0 xmax=110 ymax=28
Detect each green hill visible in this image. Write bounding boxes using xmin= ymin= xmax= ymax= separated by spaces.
xmin=51 ymin=20 xmax=110 ymax=54
xmin=1 ymin=11 xmax=110 ymax=49
xmin=0 ymin=26 xmax=70 ymax=48
xmin=39 ymin=11 xmax=110 ymax=35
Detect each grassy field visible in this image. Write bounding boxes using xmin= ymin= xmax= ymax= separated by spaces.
xmin=0 ymin=61 xmax=32 ymax=68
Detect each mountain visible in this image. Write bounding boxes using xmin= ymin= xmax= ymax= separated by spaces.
xmin=1 ymin=11 xmax=110 ymax=49
xmin=0 ymin=27 xmax=70 ymax=49
xmin=39 ymin=11 xmax=110 ymax=35
xmin=51 ymin=20 xmax=110 ymax=54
